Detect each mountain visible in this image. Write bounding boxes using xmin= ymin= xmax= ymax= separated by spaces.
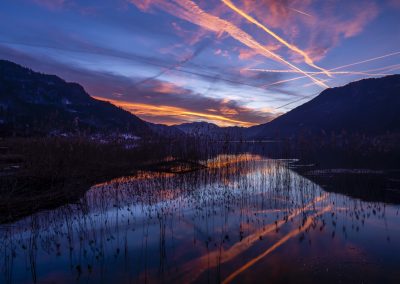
xmin=147 ymin=122 xmax=185 ymax=138
xmin=0 ymin=60 xmax=150 ymax=137
xmin=176 ymin=121 xmax=245 ymax=140
xmin=2 ymin=59 xmax=399 ymax=143
xmin=249 ymin=75 xmax=400 ymax=140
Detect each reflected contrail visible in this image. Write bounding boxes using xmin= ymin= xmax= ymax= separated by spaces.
xmin=222 ymin=205 xmax=332 ymax=284
xmin=176 ymin=193 xmax=329 ymax=283
xmin=221 ymin=0 xmax=331 ymax=77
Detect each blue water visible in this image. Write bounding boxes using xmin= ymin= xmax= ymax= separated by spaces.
xmin=1 ymin=154 xmax=399 ymax=283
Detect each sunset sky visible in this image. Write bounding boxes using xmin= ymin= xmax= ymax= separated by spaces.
xmin=1 ymin=0 xmax=399 ymax=126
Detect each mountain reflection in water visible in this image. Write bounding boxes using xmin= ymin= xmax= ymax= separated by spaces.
xmin=1 ymin=154 xmax=400 ymax=283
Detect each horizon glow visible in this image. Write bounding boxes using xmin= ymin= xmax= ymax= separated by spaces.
xmin=0 ymin=0 xmax=399 ymax=126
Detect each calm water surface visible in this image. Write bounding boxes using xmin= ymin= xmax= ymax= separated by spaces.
xmin=1 ymin=154 xmax=400 ymax=283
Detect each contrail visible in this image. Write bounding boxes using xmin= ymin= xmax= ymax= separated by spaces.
xmin=221 ymin=0 xmax=331 ymax=77
xmin=0 ymin=40 xmax=283 ymax=92
xmin=132 ymin=39 xmax=210 ymax=86
xmin=222 ymin=205 xmax=332 ymax=283
xmin=174 ymin=0 xmax=329 ymax=87
xmin=275 ymin=92 xmax=320 ymax=110
xmin=247 ymin=68 xmax=391 ymax=76
xmin=364 ymin=63 xmax=400 ymax=73
xmin=330 ymin=51 xmax=400 ymax=71
xmin=272 ymin=63 xmax=400 ymax=109
xmin=302 ymin=79 xmax=331 ymax=88
xmin=289 ymin=7 xmax=314 ymax=18
xmin=261 ymin=50 xmax=400 ymax=87
xmin=132 ymin=0 xmax=329 ymax=88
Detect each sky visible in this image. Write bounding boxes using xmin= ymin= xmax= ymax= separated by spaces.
xmin=0 ymin=0 xmax=399 ymax=127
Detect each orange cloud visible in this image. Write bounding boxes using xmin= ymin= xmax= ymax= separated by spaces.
xmin=233 ymin=0 xmax=378 ymax=62
xmin=129 ymin=0 xmax=153 ymax=11
xmin=146 ymin=80 xmax=186 ymax=95
xmin=129 ymin=0 xmax=329 ymax=88
xmin=93 ymin=96 xmax=260 ymax=127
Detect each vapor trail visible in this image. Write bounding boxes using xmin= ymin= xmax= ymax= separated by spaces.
xmin=275 ymin=92 xmax=320 ymax=110
xmin=132 ymin=0 xmax=328 ymax=88
xmin=302 ymin=79 xmax=331 ymax=88
xmin=261 ymin=51 xmax=400 ymax=87
xmin=272 ymin=62 xmax=400 ymax=109
xmin=289 ymin=7 xmax=313 ymax=18
xmin=364 ymin=63 xmax=400 ymax=73
xmin=132 ymin=39 xmax=210 ymax=86
xmin=221 ymin=0 xmax=331 ymax=77
xmin=330 ymin=51 xmax=400 ymax=71
xmin=247 ymin=69 xmax=390 ymax=76
xmin=0 ymin=40 xmax=279 ymax=92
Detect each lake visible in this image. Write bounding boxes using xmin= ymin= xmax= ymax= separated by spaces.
xmin=1 ymin=154 xmax=400 ymax=283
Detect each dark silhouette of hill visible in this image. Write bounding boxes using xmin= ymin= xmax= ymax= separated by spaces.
xmin=1 ymin=59 xmax=399 ymax=144
xmin=147 ymin=122 xmax=185 ymax=138
xmin=248 ymin=75 xmax=400 ymax=140
xmin=176 ymin=121 xmax=244 ymax=140
xmin=0 ymin=60 xmax=150 ymax=136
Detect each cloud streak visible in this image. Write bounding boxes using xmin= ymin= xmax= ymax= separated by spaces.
xmin=130 ymin=0 xmax=329 ymax=88
xmin=257 ymin=50 xmax=400 ymax=87
xmin=221 ymin=0 xmax=331 ymax=76
xmin=93 ymin=96 xmax=261 ymax=126
xmin=0 ymin=44 xmax=276 ymax=126
xmin=1 ymin=0 xmax=397 ymax=126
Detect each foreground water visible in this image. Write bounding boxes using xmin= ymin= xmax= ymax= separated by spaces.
xmin=1 ymin=154 xmax=400 ymax=283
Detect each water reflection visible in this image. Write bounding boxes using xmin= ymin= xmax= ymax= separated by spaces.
xmin=1 ymin=154 xmax=400 ymax=283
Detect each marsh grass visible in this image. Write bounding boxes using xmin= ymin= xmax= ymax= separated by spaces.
xmin=0 ymin=136 xmax=208 ymax=222
xmin=0 ymin=155 xmax=396 ymax=284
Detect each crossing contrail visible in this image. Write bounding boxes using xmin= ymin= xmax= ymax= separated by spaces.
xmin=221 ymin=0 xmax=331 ymax=77
xmin=259 ymin=51 xmax=400 ymax=87
xmin=131 ymin=0 xmax=329 ymax=88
